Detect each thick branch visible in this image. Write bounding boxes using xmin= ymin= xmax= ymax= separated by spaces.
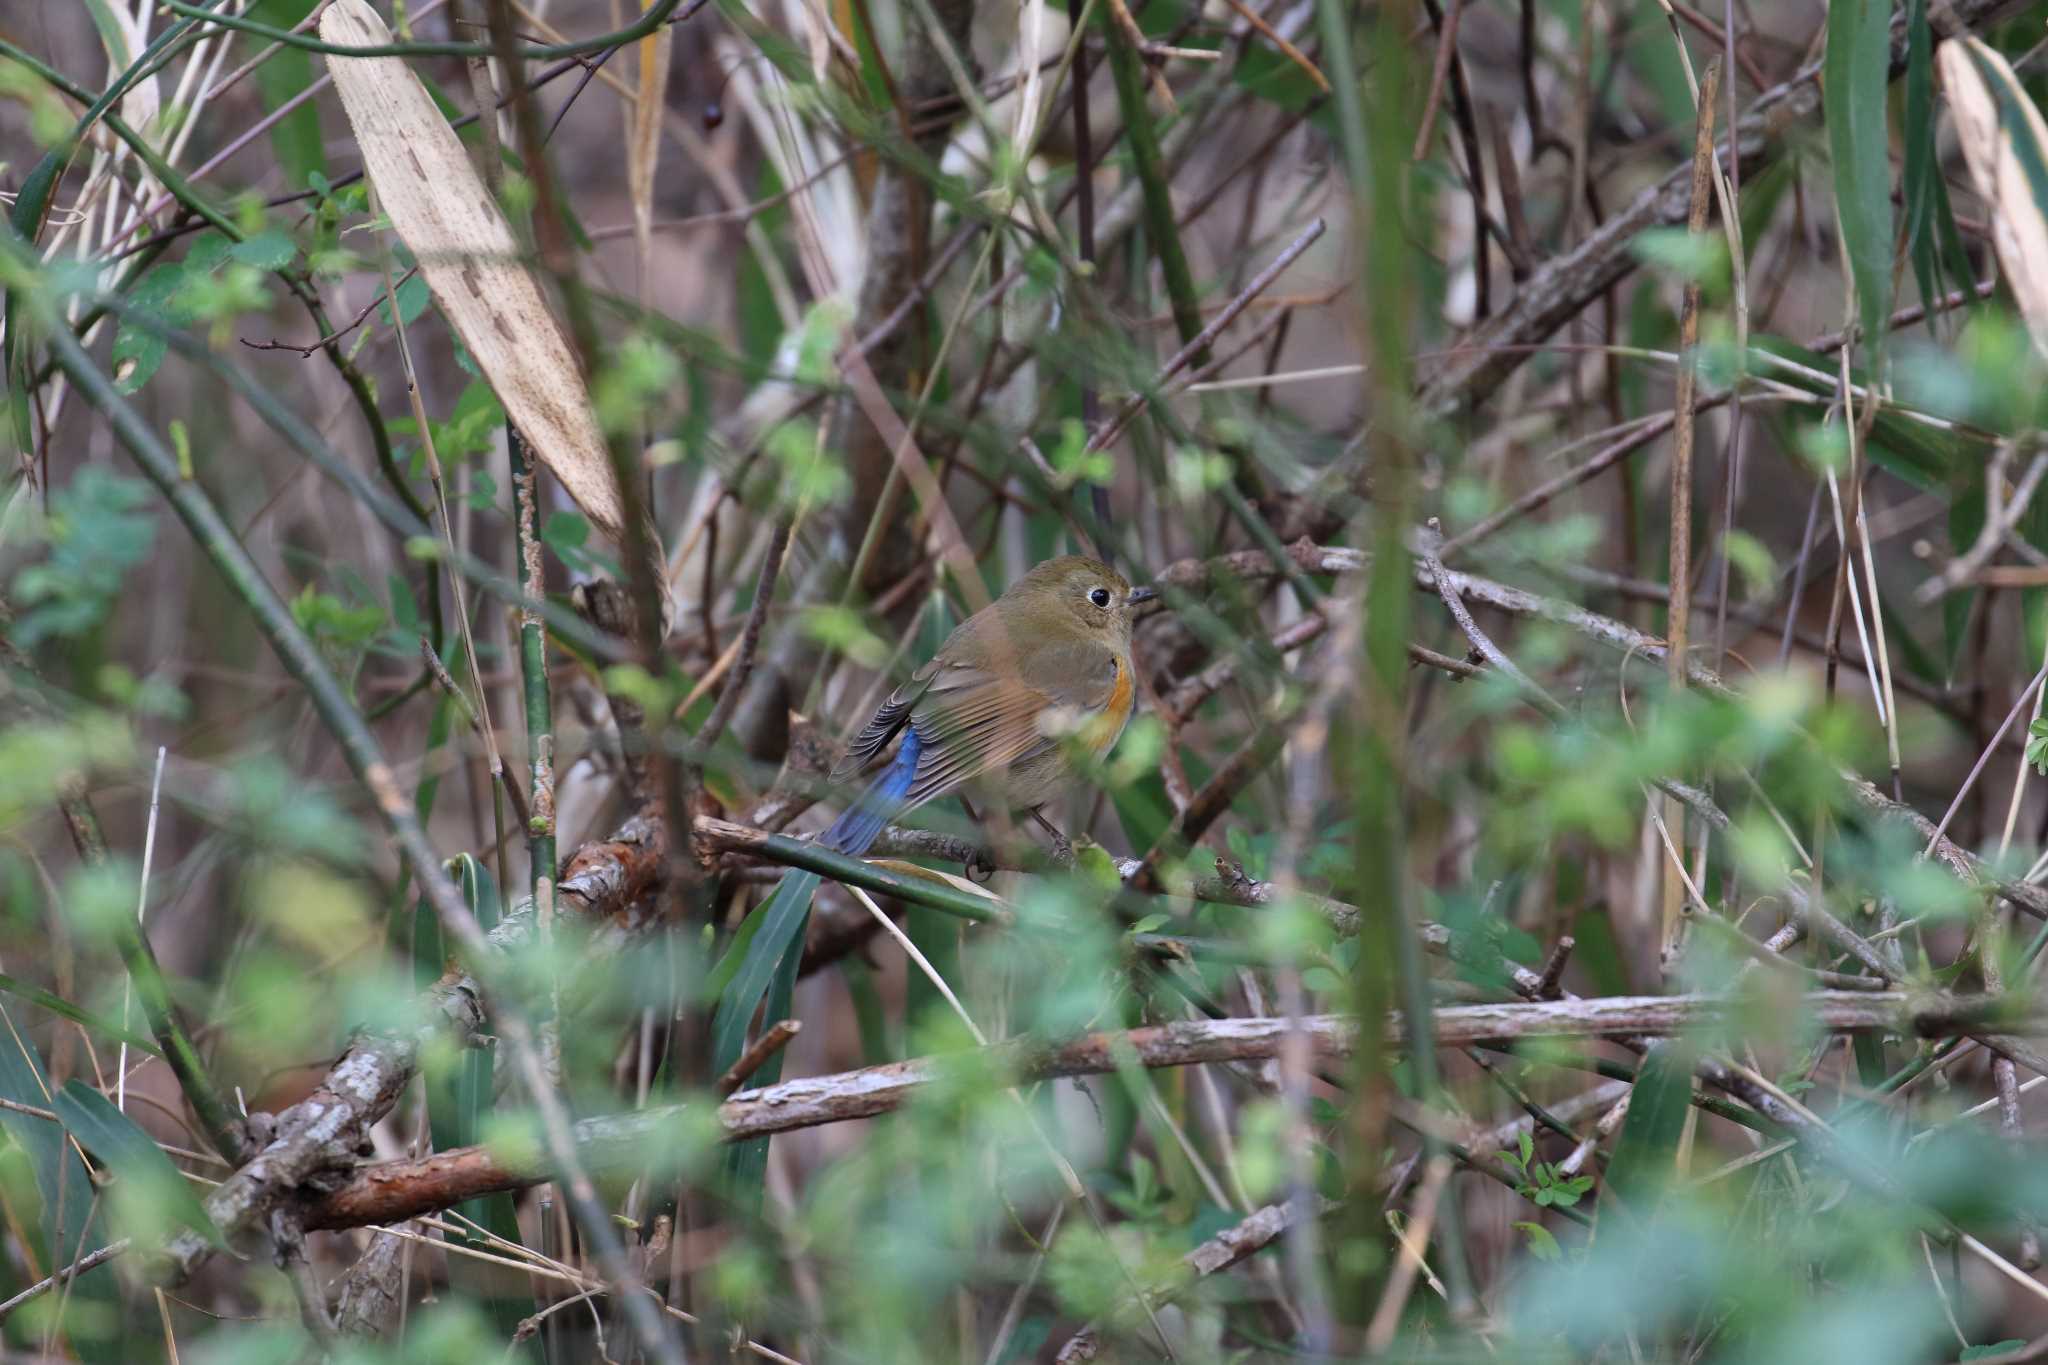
xmin=302 ymin=991 xmax=2019 ymax=1230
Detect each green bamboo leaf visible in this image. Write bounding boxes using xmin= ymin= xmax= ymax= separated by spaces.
xmin=0 ymin=972 xmax=160 ymax=1056
xmin=1901 ymin=0 xmax=1974 ymax=339
xmin=0 ymin=1003 xmax=121 ymax=1360
xmin=53 ymin=1081 xmax=223 ymax=1247
xmin=1901 ymin=0 xmax=1938 ymax=315
xmin=711 ymin=870 xmax=822 ymax=1192
xmin=1604 ymin=1040 xmax=1694 ymax=1214
xmin=1824 ymin=0 xmax=1894 ymax=368
xmin=1104 ymin=18 xmax=1206 ymax=363
xmin=248 ymin=0 xmax=328 ymax=190
xmin=7 ymin=149 xmax=64 ymax=242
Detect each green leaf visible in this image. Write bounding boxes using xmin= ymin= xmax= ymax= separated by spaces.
xmin=10 ymin=467 xmax=157 ymax=647
xmin=1604 ymin=1040 xmax=1695 ymax=1214
xmin=110 ymin=321 xmax=166 ymax=394
xmin=4 ymin=147 xmax=68 ymax=453
xmin=227 ymin=228 xmax=297 ymax=271
xmin=1824 ymin=0 xmax=1895 ymax=369
xmin=8 ymin=148 xmax=64 ymax=242
xmin=1900 ymin=0 xmax=1974 ymax=342
xmin=0 ymin=1002 xmax=120 ymax=1359
xmin=543 ymin=510 xmax=618 ymax=578
xmin=1631 ymin=227 xmax=1730 ymax=287
xmin=1111 ymin=769 xmax=1174 ymax=861
xmin=77 ymin=0 xmax=132 ymax=71
xmin=53 ymin=1081 xmax=223 ymax=1247
xmin=1752 ymin=335 xmax=1982 ymax=488
xmin=712 ymin=870 xmax=822 ymax=1193
xmin=1231 ymin=38 xmax=1326 ymax=118
xmin=1513 ymin=1220 xmax=1562 ymax=1262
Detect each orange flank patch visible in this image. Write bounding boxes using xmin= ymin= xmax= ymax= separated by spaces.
xmin=1091 ymin=656 xmax=1135 ymax=756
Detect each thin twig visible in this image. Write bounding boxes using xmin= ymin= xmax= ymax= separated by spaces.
xmin=1917 ymin=447 xmax=2048 ymax=603
xmin=1086 ymin=218 xmax=1327 ymax=454
xmin=694 ymin=519 xmax=791 ymax=754
xmin=716 ymin=1019 xmax=802 ymax=1097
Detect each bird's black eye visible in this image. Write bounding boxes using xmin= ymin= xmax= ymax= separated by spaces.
xmin=1089 ymin=587 xmax=1112 ymax=608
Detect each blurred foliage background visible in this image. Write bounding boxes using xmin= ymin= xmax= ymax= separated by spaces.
xmin=11 ymin=0 xmax=2048 ymax=1360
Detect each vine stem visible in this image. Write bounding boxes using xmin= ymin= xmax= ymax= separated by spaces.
xmin=510 ymin=427 xmax=558 ymax=994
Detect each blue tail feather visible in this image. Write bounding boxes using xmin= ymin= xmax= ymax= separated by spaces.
xmin=820 ymin=730 xmax=921 ymax=857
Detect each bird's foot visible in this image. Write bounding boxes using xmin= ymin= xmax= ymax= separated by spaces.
xmin=966 ymin=846 xmax=1000 ymax=883
xmin=1028 ymin=807 xmax=1076 ymax=869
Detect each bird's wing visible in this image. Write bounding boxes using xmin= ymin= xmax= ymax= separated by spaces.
xmin=830 ymin=665 xmax=940 ymax=780
xmin=899 ymin=644 xmax=1124 ymax=806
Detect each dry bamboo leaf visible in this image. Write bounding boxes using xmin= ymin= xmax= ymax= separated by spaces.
xmin=864 ymin=859 xmax=1013 ymax=908
xmin=626 ymin=0 xmax=673 ymax=278
xmin=1940 ymin=34 xmax=2048 ymax=362
xmin=318 ymin=0 xmax=642 ymax=568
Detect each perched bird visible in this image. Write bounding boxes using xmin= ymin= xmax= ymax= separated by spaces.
xmin=711 ymin=555 xmax=1153 ymax=1085
xmin=823 ymin=554 xmax=1155 ymax=856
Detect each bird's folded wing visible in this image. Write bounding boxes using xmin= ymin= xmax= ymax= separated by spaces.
xmin=890 ymin=667 xmax=1050 ymax=805
xmin=901 ymin=650 xmax=1121 ymax=806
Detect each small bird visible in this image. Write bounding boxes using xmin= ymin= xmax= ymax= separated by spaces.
xmin=710 ymin=557 xmax=1155 ymax=1086
xmin=819 ymin=554 xmax=1155 ymax=857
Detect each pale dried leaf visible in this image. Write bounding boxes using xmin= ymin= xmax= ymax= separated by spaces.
xmin=865 ymin=859 xmax=1013 ymax=907
xmin=1940 ymin=35 xmax=2048 ymax=362
xmin=318 ymin=0 xmax=632 ymax=551
xmin=88 ymin=0 xmax=159 ymax=136
xmin=627 ymin=1 xmax=673 ymax=272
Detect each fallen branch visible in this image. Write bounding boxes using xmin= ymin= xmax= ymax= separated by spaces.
xmin=300 ymin=990 xmax=2024 ymax=1231
xmin=162 ymin=807 xmax=667 ymax=1283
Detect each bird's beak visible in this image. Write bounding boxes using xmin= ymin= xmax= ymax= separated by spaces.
xmin=1127 ymin=585 xmax=1159 ymax=605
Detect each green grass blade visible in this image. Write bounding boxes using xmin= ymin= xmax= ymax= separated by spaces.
xmin=1824 ymin=0 xmax=1895 ymax=371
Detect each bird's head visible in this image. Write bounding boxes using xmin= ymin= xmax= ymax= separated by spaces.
xmin=1000 ymin=555 xmax=1153 ymax=647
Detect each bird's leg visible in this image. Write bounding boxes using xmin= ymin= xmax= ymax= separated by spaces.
xmin=1028 ymin=807 xmax=1075 ymax=869
xmin=955 ymin=796 xmax=1000 ymax=883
